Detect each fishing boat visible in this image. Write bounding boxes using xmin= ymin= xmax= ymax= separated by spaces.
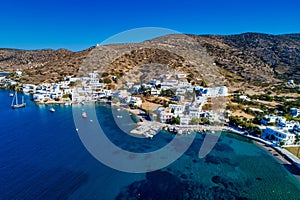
xmin=49 ymin=108 xmax=55 ymax=112
xmin=11 ymin=91 xmax=26 ymax=109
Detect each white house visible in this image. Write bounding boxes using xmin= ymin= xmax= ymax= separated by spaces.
xmin=16 ymin=70 xmax=22 ymax=77
xmin=178 ymin=81 xmax=191 ymax=88
xmin=151 ymin=88 xmax=161 ymax=96
xmin=261 ymin=115 xmax=279 ymax=125
xmin=189 ymin=111 xmax=201 ymax=119
xmin=131 ymin=85 xmax=141 ymax=94
xmin=175 ymin=88 xmax=186 ymax=95
xmin=290 ymin=108 xmax=300 ymax=117
xmin=262 ymin=127 xmax=296 ymax=145
xmin=239 ymin=95 xmax=250 ymax=101
xmin=130 ymin=97 xmax=142 ymax=107
xmin=169 ymin=104 xmax=184 ymax=116
xmin=161 ymin=79 xmax=178 ymax=87
xmin=149 ymin=79 xmax=161 ymax=86
xmin=155 ymin=107 xmax=174 ymax=123
xmin=180 ymin=116 xmax=190 ymax=125
xmin=126 ymin=82 xmax=134 ymax=88
xmin=218 ymin=86 xmax=228 ymax=96
xmin=176 ymin=74 xmax=187 ymax=79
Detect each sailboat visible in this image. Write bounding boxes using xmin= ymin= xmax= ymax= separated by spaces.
xmin=11 ymin=91 xmax=26 ymax=109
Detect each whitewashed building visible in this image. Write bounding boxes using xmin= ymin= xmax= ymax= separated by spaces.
xmin=262 ymin=127 xmax=296 ymax=145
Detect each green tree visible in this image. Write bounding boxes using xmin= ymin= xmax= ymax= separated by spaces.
xmin=170 ymin=117 xmax=180 ymax=125
xmin=190 ymin=118 xmax=200 ymax=125
xmin=103 ymin=78 xmax=112 ymax=84
xmin=201 ymin=117 xmax=210 ymax=125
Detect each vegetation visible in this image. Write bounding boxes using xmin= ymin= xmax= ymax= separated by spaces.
xmin=202 ymin=104 xmax=212 ymax=110
xmin=190 ymin=118 xmax=200 ymax=125
xmin=103 ymin=78 xmax=112 ymax=84
xmin=200 ymin=117 xmax=210 ymax=125
xmin=160 ymin=89 xmax=175 ymax=97
xmin=169 ymin=117 xmax=180 ymax=125
xmin=228 ymin=115 xmax=262 ymax=136
xmin=62 ymin=94 xmax=71 ymax=99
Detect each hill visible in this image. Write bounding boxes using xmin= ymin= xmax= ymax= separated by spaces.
xmin=0 ymin=33 xmax=299 ymax=86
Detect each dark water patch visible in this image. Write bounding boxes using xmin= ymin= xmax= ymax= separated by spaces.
xmin=213 ymin=142 xmax=234 ymax=152
xmin=205 ymin=155 xmax=240 ymax=167
xmin=185 ymin=166 xmax=191 ymax=170
xmin=116 ymin=171 xmax=248 ymax=200
xmin=180 ymin=174 xmax=188 ymax=179
xmin=205 ymin=155 xmax=221 ymax=165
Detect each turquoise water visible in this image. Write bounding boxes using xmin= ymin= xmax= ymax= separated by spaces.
xmin=0 ymin=89 xmax=299 ymax=199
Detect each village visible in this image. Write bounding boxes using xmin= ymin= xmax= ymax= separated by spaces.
xmin=1 ymin=70 xmax=300 ymax=149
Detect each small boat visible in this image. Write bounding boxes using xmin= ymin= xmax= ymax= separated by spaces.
xmin=11 ymin=91 xmax=26 ymax=109
xmin=143 ymin=132 xmax=154 ymax=139
xmin=49 ymin=108 xmax=55 ymax=112
xmin=82 ymin=112 xmax=87 ymax=118
xmin=116 ymin=115 xmax=123 ymax=118
xmin=9 ymin=93 xmax=14 ymax=97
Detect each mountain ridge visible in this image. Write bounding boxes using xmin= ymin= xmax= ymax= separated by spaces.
xmin=0 ymin=33 xmax=299 ymax=85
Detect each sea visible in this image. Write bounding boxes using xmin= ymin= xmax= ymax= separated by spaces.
xmin=0 ymin=89 xmax=300 ymax=200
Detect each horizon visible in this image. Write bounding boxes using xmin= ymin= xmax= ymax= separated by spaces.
xmin=1 ymin=31 xmax=300 ymax=52
xmin=1 ymin=0 xmax=300 ymax=51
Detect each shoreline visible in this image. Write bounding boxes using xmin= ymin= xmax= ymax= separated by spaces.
xmin=225 ymin=126 xmax=300 ymax=179
xmin=254 ymin=140 xmax=300 ymax=180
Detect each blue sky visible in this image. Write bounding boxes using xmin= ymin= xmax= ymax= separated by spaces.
xmin=1 ymin=0 xmax=299 ymax=51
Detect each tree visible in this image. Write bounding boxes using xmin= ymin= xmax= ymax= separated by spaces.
xmin=170 ymin=117 xmax=180 ymax=125
xmin=101 ymin=72 xmax=109 ymax=77
xmin=163 ymin=100 xmax=169 ymax=108
xmin=190 ymin=118 xmax=200 ymax=125
xmin=103 ymin=78 xmax=112 ymax=84
xmin=201 ymin=117 xmax=210 ymax=125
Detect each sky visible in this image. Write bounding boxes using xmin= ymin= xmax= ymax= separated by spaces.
xmin=0 ymin=0 xmax=299 ymax=51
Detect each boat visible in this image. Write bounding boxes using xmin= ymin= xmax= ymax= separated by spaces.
xmin=11 ymin=91 xmax=26 ymax=109
xmin=49 ymin=108 xmax=55 ymax=112
xmin=82 ymin=112 xmax=87 ymax=118
xmin=9 ymin=93 xmax=14 ymax=97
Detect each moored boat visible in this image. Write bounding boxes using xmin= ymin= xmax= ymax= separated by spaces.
xmin=11 ymin=91 xmax=26 ymax=109
xmin=82 ymin=112 xmax=87 ymax=118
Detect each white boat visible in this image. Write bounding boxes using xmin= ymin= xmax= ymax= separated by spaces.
xmin=9 ymin=93 xmax=14 ymax=97
xmin=49 ymin=108 xmax=55 ymax=112
xmin=11 ymin=91 xmax=26 ymax=109
xmin=82 ymin=112 xmax=87 ymax=118
xmin=143 ymin=132 xmax=154 ymax=139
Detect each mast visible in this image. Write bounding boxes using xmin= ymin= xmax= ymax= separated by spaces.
xmin=15 ymin=91 xmax=18 ymax=105
xmin=11 ymin=92 xmax=15 ymax=106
